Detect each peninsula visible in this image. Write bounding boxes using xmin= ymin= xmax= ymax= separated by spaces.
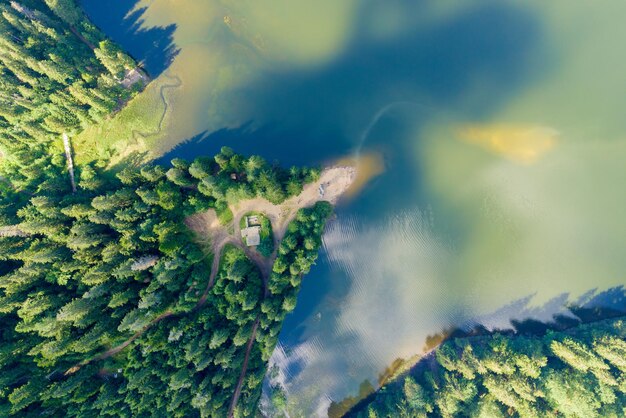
xmin=0 ymin=140 xmax=356 ymax=416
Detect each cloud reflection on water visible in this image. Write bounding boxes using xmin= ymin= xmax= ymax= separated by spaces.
xmin=275 ymin=201 xmax=626 ymax=414
xmin=82 ymin=1 xmax=626 ymax=416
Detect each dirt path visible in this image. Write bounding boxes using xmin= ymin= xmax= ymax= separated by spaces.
xmin=64 ymin=311 xmax=173 ymax=376
xmin=93 ymin=311 xmax=173 ymax=360
xmin=189 ymin=166 xmax=357 ymax=286
xmin=67 ymin=205 xmax=235 ymax=375
xmin=227 ymin=316 xmax=261 ymax=418
xmin=65 ymin=225 xmax=223 ymax=376
xmin=231 ymin=166 xmax=356 ymax=243
xmin=196 ymin=236 xmax=237 ymax=306
xmin=66 ymin=237 xmax=223 ymax=376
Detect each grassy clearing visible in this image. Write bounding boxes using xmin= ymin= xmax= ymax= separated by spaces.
xmin=72 ymin=76 xmax=174 ymax=165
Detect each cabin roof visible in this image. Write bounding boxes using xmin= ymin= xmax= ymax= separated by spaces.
xmin=241 ymin=226 xmax=261 ymax=246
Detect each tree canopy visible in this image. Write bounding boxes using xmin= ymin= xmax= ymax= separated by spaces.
xmin=0 ymin=0 xmax=141 ymax=191
xmin=0 ymin=145 xmax=332 ymax=415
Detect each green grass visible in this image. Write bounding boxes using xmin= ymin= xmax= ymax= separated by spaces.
xmin=216 ymin=204 xmax=234 ymax=226
xmin=72 ymin=76 xmax=172 ymax=166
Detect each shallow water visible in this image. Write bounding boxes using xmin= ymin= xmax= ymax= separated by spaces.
xmin=82 ymin=0 xmax=626 ymax=415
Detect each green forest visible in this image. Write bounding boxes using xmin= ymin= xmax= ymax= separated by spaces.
xmin=0 ymin=0 xmax=142 ymax=191
xmin=348 ymin=318 xmax=626 ymax=418
xmin=0 ymin=143 xmax=332 ymax=416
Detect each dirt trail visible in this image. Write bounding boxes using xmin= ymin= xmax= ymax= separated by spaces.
xmin=66 ymin=211 xmax=229 ymax=376
xmin=68 ymin=26 xmax=96 ymax=50
xmin=65 ymin=239 xmax=220 ymax=376
xmin=186 ymin=209 xmax=235 ymax=305
xmin=232 ymin=166 xmax=356 ymax=242
xmin=227 ymin=316 xmax=261 ymax=418
xmin=64 ymin=311 xmax=173 ymax=376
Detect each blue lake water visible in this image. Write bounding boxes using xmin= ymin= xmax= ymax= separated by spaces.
xmin=83 ymin=1 xmax=626 ymax=415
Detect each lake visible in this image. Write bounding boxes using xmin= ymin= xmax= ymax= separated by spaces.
xmin=81 ymin=0 xmax=626 ymax=415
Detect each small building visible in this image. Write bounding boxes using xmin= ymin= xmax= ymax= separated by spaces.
xmin=241 ymin=215 xmax=263 ymax=246
xmin=241 ymin=226 xmax=261 ymax=246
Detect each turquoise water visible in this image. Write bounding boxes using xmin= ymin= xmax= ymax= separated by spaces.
xmin=83 ymin=1 xmax=626 ymax=415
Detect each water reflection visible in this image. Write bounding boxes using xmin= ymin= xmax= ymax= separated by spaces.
xmin=81 ymin=0 xmax=626 ymax=416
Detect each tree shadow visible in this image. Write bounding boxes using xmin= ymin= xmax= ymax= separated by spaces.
xmin=110 ymin=150 xmax=151 ymax=172
xmin=79 ymin=0 xmax=179 ymax=77
xmin=442 ymin=285 xmax=626 ymax=340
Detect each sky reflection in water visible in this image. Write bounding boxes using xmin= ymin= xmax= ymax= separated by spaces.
xmin=81 ymin=0 xmax=626 ymax=415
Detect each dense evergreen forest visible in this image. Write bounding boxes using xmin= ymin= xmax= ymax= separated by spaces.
xmin=348 ymin=318 xmax=626 ymax=418
xmin=0 ymin=0 xmax=140 ymax=190
xmin=0 ymin=144 xmax=331 ymax=416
